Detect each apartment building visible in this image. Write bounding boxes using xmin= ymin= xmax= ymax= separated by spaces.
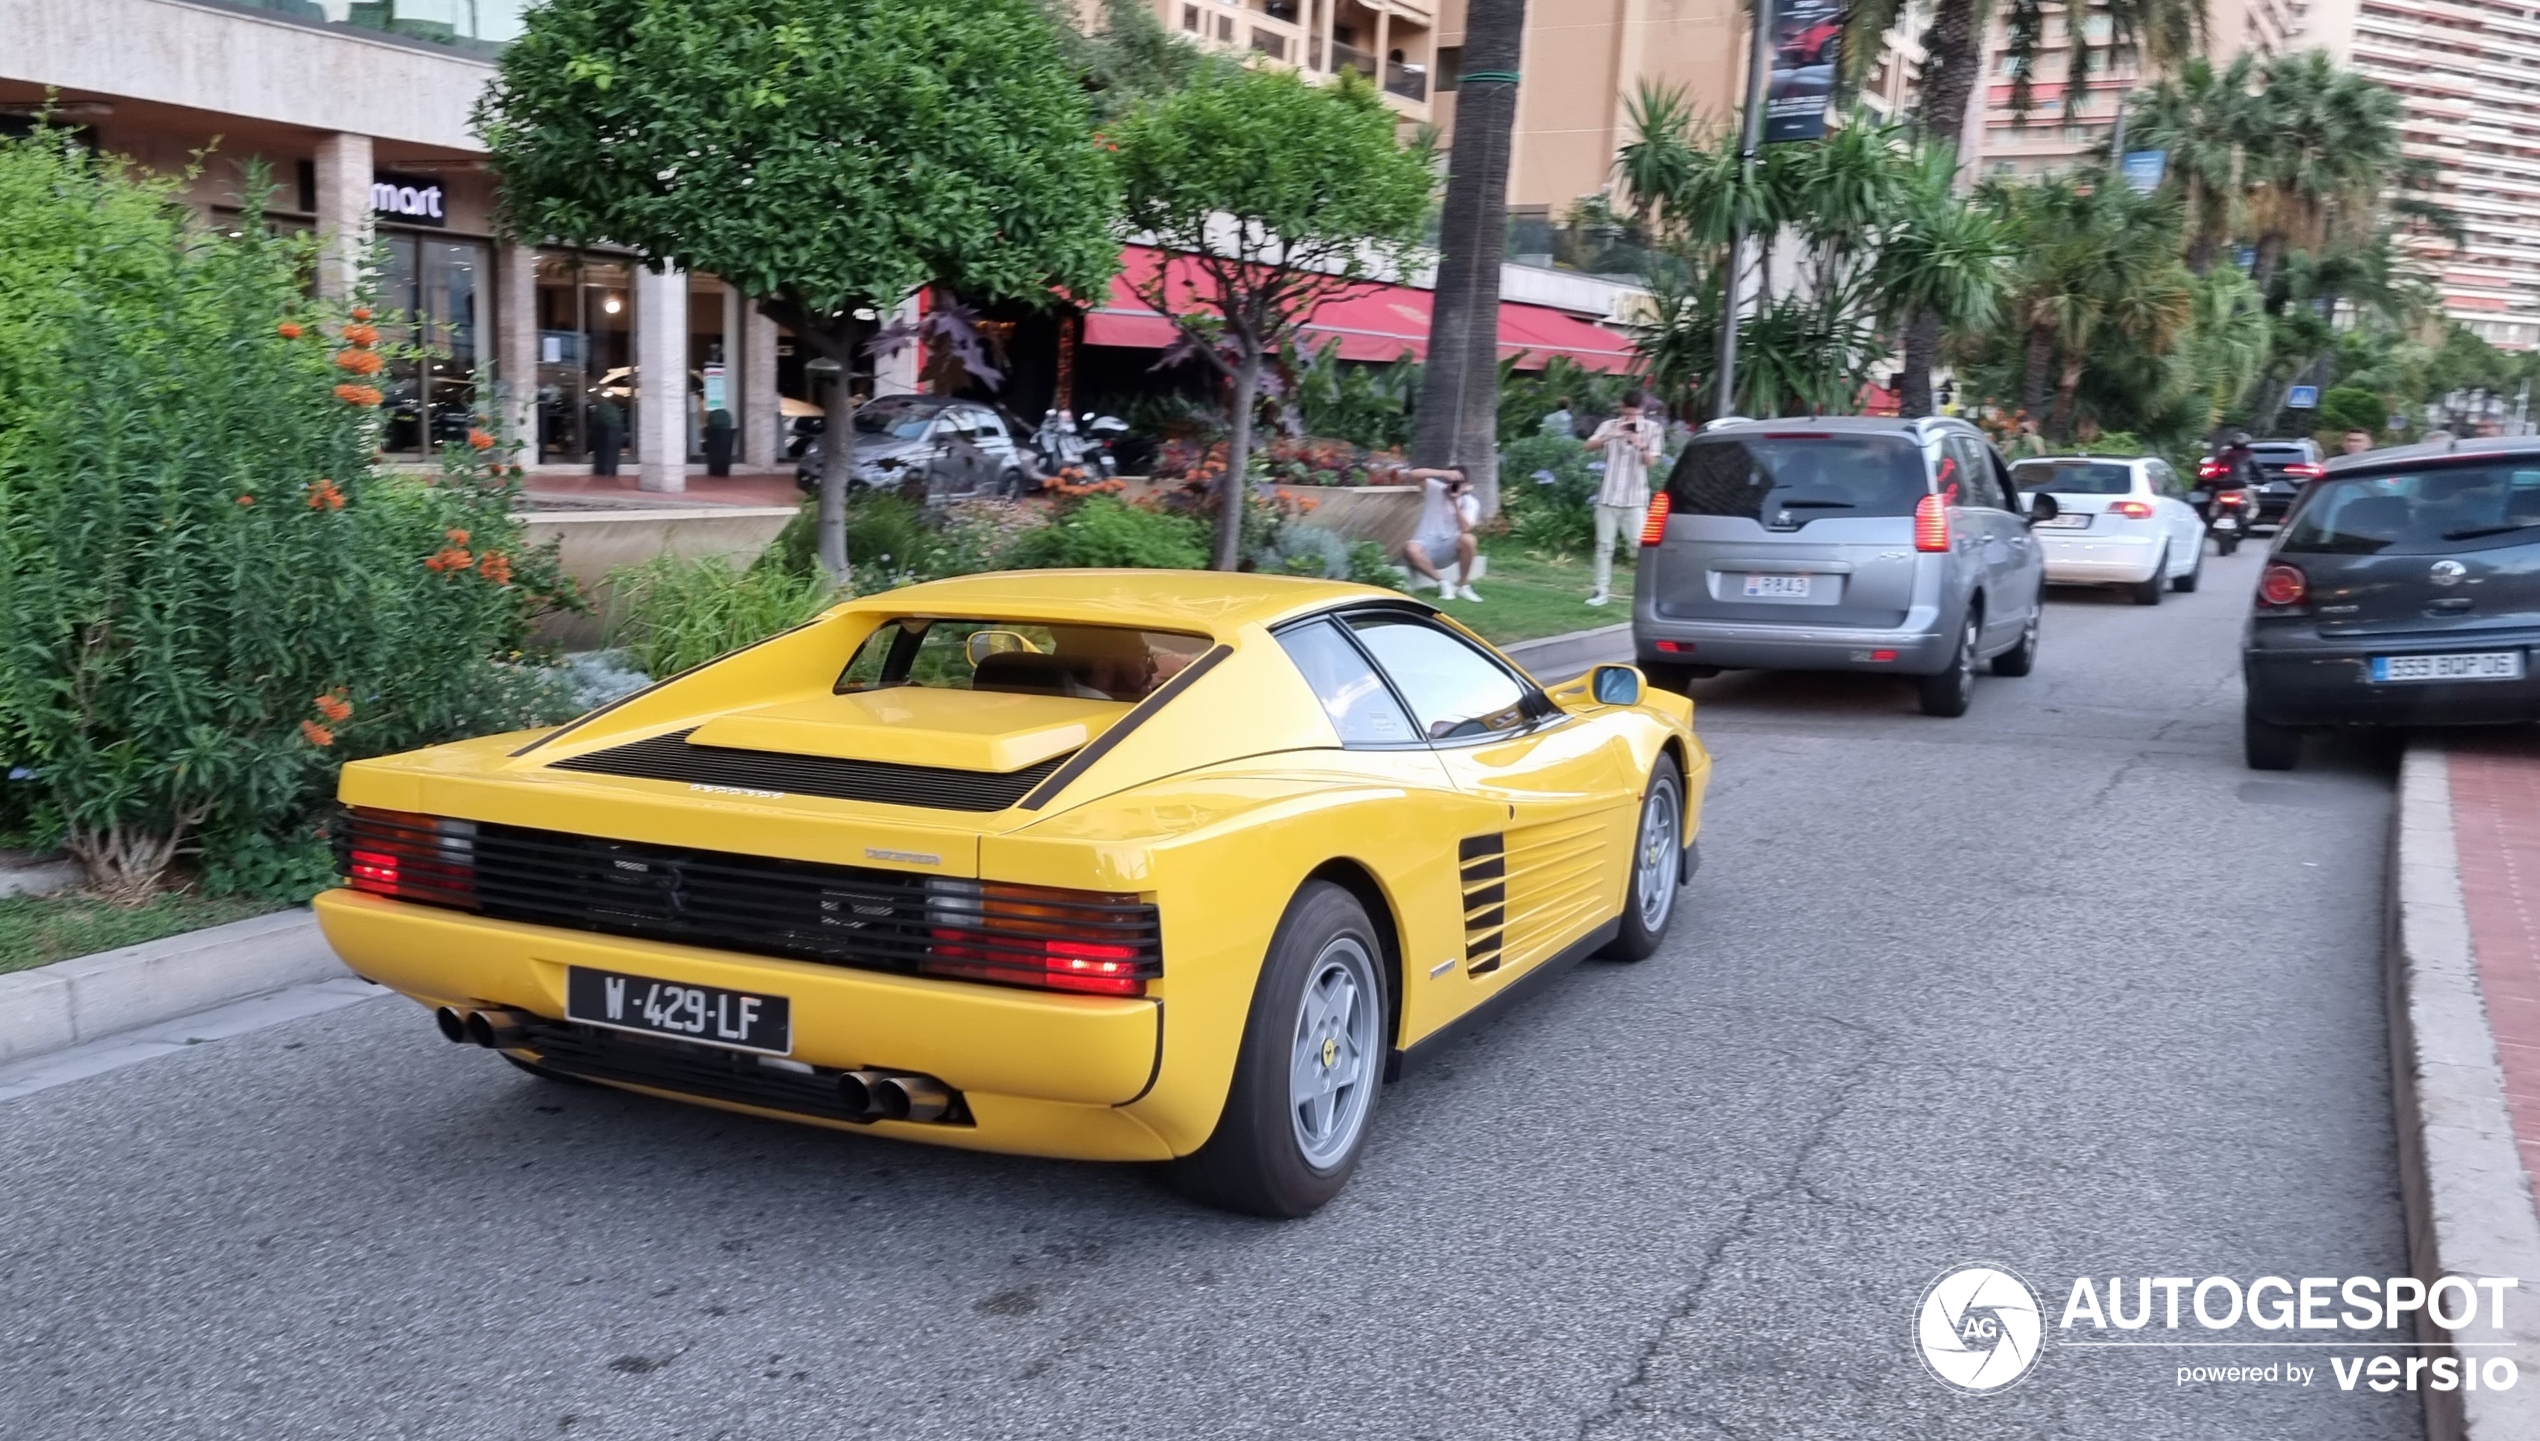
xmin=1971 ymin=0 xmax=2305 ymax=177
xmin=2310 ymin=0 xmax=2540 ymax=349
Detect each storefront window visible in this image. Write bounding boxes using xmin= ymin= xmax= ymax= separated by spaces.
xmin=376 ymin=230 xmax=488 ymax=455
xmin=530 ymin=250 xmax=635 ymax=465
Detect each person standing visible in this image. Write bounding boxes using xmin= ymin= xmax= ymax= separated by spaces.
xmin=2341 ymin=429 xmax=2373 ymax=456
xmin=1582 ymin=390 xmax=1663 ymax=607
xmin=1402 ymin=466 xmax=1484 ymax=602
xmin=1539 ymin=396 xmax=1576 ymax=439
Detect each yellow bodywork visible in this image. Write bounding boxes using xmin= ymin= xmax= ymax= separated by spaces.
xmin=317 ymin=570 xmax=1711 ymax=1162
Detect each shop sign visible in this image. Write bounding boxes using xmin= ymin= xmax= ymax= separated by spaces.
xmin=372 ymin=172 xmax=447 ymax=228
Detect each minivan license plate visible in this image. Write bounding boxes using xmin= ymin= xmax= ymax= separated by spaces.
xmin=565 ymin=966 xmax=792 ymax=1054
xmin=2369 ymin=652 xmax=2525 ymax=684
xmin=1741 ymin=573 xmax=1811 ymax=598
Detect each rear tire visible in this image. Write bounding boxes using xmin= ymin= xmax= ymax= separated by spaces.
xmin=1991 ymin=601 xmax=2040 ymax=677
xmin=2172 ymin=547 xmax=2202 ymax=592
xmin=2244 ymin=709 xmax=2302 ymax=770
xmin=1916 ymin=611 xmax=1979 ymax=718
xmin=1601 ymin=756 xmax=1686 ymax=962
xmin=2130 ymin=548 xmax=2167 ymax=606
xmin=2216 ymin=533 xmax=2241 ymax=557
xmin=1172 ymin=882 xmax=1387 ymax=1218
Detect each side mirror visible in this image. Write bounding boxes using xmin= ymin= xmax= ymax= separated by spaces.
xmin=965 ymin=630 xmax=1040 ymax=668
xmin=1590 ymin=664 xmax=1644 ymax=707
xmin=2022 ymin=491 xmax=2060 ymax=525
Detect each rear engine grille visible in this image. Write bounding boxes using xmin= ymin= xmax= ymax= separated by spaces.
xmin=338 ymin=809 xmax=1162 ymax=996
xmin=1459 ymin=833 xmax=1507 ymax=975
xmin=548 ymin=727 xmax=1067 ymax=812
xmin=516 ymin=1017 xmax=971 ymax=1126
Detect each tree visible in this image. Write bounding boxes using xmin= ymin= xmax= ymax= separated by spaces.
xmin=1848 ymin=0 xmax=2207 ymax=163
xmin=1109 ymin=68 xmax=1433 ymax=571
xmin=1988 ymin=170 xmax=2193 ymax=442
xmin=1042 ymin=0 xmax=1233 ymax=121
xmin=1411 ymin=0 xmax=1526 ymax=517
xmin=1877 ymin=146 xmax=2012 ymax=416
xmin=2240 ymin=50 xmax=2400 ymax=297
xmin=2127 ymin=54 xmax=2258 ymax=274
xmin=478 ymin=0 xmax=1120 ymax=585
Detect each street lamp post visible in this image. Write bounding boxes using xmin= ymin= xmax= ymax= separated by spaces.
xmin=1715 ymin=0 xmax=1775 ymax=419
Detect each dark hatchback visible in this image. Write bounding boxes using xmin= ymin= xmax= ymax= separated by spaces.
xmin=2248 ymin=440 xmax=2326 ymax=527
xmin=2243 ymin=436 xmax=2540 ymax=768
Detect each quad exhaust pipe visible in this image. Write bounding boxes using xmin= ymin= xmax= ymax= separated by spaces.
xmin=838 ymin=1068 xmax=956 ymax=1123
xmin=434 ymin=1006 xmax=528 ymax=1049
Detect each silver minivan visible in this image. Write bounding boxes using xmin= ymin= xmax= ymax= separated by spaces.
xmin=1630 ymin=417 xmax=2055 ymax=716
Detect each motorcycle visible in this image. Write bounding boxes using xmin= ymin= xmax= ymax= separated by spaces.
xmin=2191 ymin=477 xmax=2257 ymax=555
xmin=1032 ymin=410 xmax=1127 ymax=480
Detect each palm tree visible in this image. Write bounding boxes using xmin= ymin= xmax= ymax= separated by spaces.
xmin=1991 ymin=170 xmax=2192 ymax=441
xmin=2126 ymin=53 xmax=2257 ymax=274
xmin=2241 ymin=50 xmax=2401 ymax=297
xmin=1876 ymin=146 xmax=2012 ymax=415
xmin=1848 ymin=0 xmax=2208 ymax=156
xmin=1411 ymin=0 xmax=1525 ymax=515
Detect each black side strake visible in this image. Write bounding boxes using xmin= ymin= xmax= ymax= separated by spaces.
xmin=1016 ymin=644 xmax=1233 ymax=811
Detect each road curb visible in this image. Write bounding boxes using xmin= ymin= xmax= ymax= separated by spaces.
xmin=2387 ymin=741 xmax=2540 ymax=1441
xmin=1502 ymin=621 xmax=1633 ymax=683
xmin=0 ymin=909 xmax=349 ymax=1070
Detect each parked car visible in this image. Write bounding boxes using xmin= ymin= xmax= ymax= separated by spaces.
xmin=792 ymin=394 xmax=1035 ymax=501
xmin=318 ymin=573 xmax=1710 ymax=1217
xmin=2011 ymin=454 xmax=2206 ymax=604
xmin=2248 ymin=439 xmax=2327 ymax=527
xmin=2242 ymin=435 xmax=2540 ymax=769
xmin=1632 ymin=416 xmax=2056 ymax=716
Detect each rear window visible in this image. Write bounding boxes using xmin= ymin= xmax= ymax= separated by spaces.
xmin=1665 ymin=434 xmax=1928 ymax=527
xmin=2012 ymin=460 xmax=2133 ymax=496
xmin=2253 ymin=444 xmax=2316 ymax=462
xmin=836 ymin=619 xmax=1210 ymax=701
xmin=2278 ymin=465 xmax=2540 ymax=556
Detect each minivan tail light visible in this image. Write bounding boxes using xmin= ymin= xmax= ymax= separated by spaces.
xmin=1639 ymin=492 xmax=1671 ymax=546
xmin=2258 ymin=563 xmax=2308 ymax=607
xmin=1914 ymin=485 xmax=1956 ymax=552
xmin=2107 ymin=500 xmax=2153 ymax=519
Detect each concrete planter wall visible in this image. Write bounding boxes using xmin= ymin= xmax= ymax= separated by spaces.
xmin=520 ymin=506 xmax=800 ymax=648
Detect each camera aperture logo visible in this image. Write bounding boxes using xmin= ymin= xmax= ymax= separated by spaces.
xmin=1918 ymin=1264 xmax=2044 ymax=1394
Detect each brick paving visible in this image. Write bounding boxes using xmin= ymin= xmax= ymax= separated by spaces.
xmin=2448 ymin=728 xmax=2540 ymax=1225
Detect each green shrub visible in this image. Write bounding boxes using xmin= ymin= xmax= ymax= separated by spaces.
xmin=1000 ymin=495 xmax=1209 ymax=569
xmin=2317 ymin=386 xmax=2388 ymax=436
xmin=1498 ymin=434 xmax=1600 ymax=556
xmin=607 ymin=552 xmax=840 ymax=679
xmin=1292 ymin=339 xmax=1419 ymax=450
xmin=0 ymin=133 xmax=570 ymax=898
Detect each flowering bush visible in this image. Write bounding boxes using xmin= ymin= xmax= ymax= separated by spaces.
xmin=0 ymin=133 xmax=578 ymax=898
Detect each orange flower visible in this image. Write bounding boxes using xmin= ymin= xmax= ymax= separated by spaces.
xmin=334 ymin=348 xmax=383 ymax=376
xmin=236 ymin=495 xmax=254 ymax=506
xmin=299 ymin=720 xmax=335 ymax=747
xmin=341 ymin=323 xmax=379 ymax=347
xmin=313 ymin=691 xmax=353 ymax=722
xmin=334 ymin=383 xmax=382 ymax=407
xmin=477 ymin=551 xmax=513 ymax=586
xmin=349 ymin=306 xmax=373 ymax=322
xmin=423 ymin=546 xmax=474 ymax=573
xmin=445 ymin=528 xmax=469 ymax=545
xmin=467 ymin=428 xmax=496 ymax=451
xmin=305 ymin=478 xmax=346 ymax=511
xmin=277 ymin=321 xmax=303 ymax=340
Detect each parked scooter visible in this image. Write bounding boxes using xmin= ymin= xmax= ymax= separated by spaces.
xmin=2192 ymin=438 xmax=2261 ymax=556
xmin=1030 ymin=409 xmax=1129 ymax=480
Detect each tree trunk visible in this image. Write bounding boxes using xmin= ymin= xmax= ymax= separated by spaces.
xmin=1899 ymin=308 xmax=1940 ymax=417
xmin=2048 ymin=356 xmax=2085 ymax=442
xmin=818 ymin=365 xmax=856 ymax=586
xmin=1217 ymin=355 xmax=1258 ymax=572
xmin=2020 ymin=323 xmax=2055 ymax=418
xmin=65 ymin=818 xmax=192 ymax=904
xmin=2251 ymin=232 xmax=2285 ymax=301
xmin=1411 ymin=0 xmax=1526 ymax=518
xmin=2185 ymin=181 xmax=2218 ymax=276
xmin=1916 ymin=0 xmax=1983 ymax=159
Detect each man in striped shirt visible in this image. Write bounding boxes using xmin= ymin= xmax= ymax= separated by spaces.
xmin=1583 ymin=391 xmax=1665 ymax=607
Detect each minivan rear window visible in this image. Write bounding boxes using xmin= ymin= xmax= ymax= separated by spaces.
xmin=1665 ymin=434 xmax=1927 ymax=526
xmin=2012 ymin=460 xmax=2132 ymax=495
xmin=2278 ymin=465 xmax=2540 ymax=555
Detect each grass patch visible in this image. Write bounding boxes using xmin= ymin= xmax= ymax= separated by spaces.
xmin=1440 ymin=540 xmax=1637 ymax=647
xmin=0 ymin=891 xmax=282 ymax=977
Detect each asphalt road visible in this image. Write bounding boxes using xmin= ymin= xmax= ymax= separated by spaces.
xmin=1 ymin=547 xmax=2424 ymax=1440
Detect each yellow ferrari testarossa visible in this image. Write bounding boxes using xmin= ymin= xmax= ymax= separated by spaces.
xmin=317 ymin=571 xmax=1711 ymax=1215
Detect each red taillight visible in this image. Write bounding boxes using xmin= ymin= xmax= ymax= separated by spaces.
xmin=2107 ymin=500 xmax=2154 ymax=519
xmin=2217 ymin=489 xmax=2249 ymax=508
xmin=342 ymin=808 xmax=476 ymax=905
xmin=924 ymin=880 xmax=1159 ymax=997
xmin=2258 ymin=563 xmax=2308 ymax=607
xmin=1639 ymin=492 xmax=1671 ymax=546
xmin=1914 ymin=484 xmax=1956 ymax=552
xmin=1655 ymin=639 xmax=1691 ymax=653
xmin=2198 ymin=460 xmax=2226 ymax=480
xmin=2285 ymin=462 xmax=2325 ymax=480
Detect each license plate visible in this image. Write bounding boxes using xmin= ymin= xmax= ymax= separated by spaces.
xmin=2370 ymin=651 xmax=2526 ymax=684
xmin=1741 ymin=573 xmax=1812 ymax=598
xmin=565 ymin=966 xmax=792 ymax=1054
xmin=2212 ymin=516 xmax=2238 ymax=531
xmin=2035 ymin=513 xmax=2090 ymax=528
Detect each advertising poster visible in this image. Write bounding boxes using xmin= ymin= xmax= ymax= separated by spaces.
xmin=1766 ymin=0 xmax=1844 ymax=143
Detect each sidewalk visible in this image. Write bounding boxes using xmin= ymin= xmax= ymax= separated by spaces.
xmin=2389 ymin=734 xmax=2540 ymax=1441
xmin=521 ymin=467 xmax=802 ymax=509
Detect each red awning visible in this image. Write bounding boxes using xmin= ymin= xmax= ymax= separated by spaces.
xmin=1081 ymin=246 xmax=1635 ymax=373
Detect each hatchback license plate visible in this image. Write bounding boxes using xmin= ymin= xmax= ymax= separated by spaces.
xmin=565 ymin=966 xmax=792 ymax=1054
xmin=2035 ymin=513 xmax=2090 ymax=528
xmin=2369 ymin=651 xmax=2526 ymax=684
xmin=1741 ymin=573 xmax=1811 ymax=598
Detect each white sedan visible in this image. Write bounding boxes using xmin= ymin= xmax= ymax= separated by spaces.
xmin=2011 ymin=455 xmax=2208 ymax=606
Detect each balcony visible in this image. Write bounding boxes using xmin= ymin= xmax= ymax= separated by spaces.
xmin=1385 ymin=60 xmax=1427 ymax=101
xmin=1330 ymin=41 xmax=1378 ymax=79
